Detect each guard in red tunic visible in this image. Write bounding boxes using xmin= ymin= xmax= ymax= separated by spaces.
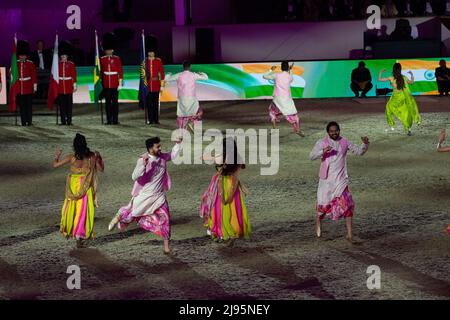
xmin=58 ymin=41 xmax=77 ymax=125
xmin=145 ymin=38 xmax=165 ymax=125
xmin=16 ymin=40 xmax=37 ymax=126
xmin=100 ymin=32 xmax=123 ymax=125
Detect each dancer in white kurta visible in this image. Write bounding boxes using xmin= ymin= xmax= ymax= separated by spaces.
xmin=108 ymin=136 xmax=182 ymax=254
xmin=263 ymin=61 xmax=303 ymax=136
xmin=165 ymin=60 xmax=208 ymax=132
xmin=310 ymin=121 xmax=369 ymax=242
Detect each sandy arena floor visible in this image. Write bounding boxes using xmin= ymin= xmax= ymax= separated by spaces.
xmin=0 ymin=96 xmax=449 ymax=300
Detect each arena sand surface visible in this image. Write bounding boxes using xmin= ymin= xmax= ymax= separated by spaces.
xmin=0 ymin=97 xmax=449 ymax=300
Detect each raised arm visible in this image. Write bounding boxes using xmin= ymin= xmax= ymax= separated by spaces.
xmin=53 ymin=149 xmax=72 ymax=168
xmin=195 ymin=72 xmax=208 ymax=81
xmin=348 ymin=137 xmax=369 ymax=156
xmin=165 ymin=72 xmax=180 ymax=82
xmin=132 ymin=157 xmax=147 ymax=181
xmin=263 ymin=66 xmax=277 ymax=80
xmin=406 ymin=71 xmax=414 ymax=85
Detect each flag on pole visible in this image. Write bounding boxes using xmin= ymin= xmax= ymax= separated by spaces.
xmin=9 ymin=35 xmax=19 ymax=112
xmin=47 ymin=33 xmax=59 ymax=110
xmin=138 ymin=30 xmax=148 ymax=109
xmin=93 ymin=30 xmax=103 ymax=106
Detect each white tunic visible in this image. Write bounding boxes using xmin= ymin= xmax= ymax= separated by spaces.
xmin=165 ymin=70 xmax=208 ymax=117
xmin=310 ymin=138 xmax=368 ymax=205
xmin=128 ymin=143 xmax=181 ymax=217
xmin=263 ymin=70 xmax=298 ymax=116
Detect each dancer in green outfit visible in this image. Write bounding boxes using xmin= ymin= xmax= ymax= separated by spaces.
xmin=378 ymin=63 xmax=421 ymax=136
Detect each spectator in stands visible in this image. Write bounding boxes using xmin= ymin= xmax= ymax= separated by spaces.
xmin=410 ymin=0 xmax=427 ymax=16
xmin=30 ymin=40 xmax=52 ymax=99
xmin=351 ymin=61 xmax=373 ymax=98
xmin=435 ymin=59 xmax=450 ymax=96
xmin=30 ymin=40 xmax=52 ymax=70
xmin=389 ymin=18 xmax=413 ymax=40
xmin=382 ymin=0 xmax=399 ymax=17
xmin=430 ymin=0 xmax=447 ymax=15
xmin=395 ymin=0 xmax=409 ymax=16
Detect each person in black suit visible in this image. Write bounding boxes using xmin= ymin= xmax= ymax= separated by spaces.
xmin=351 ymin=61 xmax=373 ymax=98
xmin=435 ymin=60 xmax=450 ymax=96
xmin=30 ymin=40 xmax=52 ymax=70
xmin=30 ymin=40 xmax=52 ymax=99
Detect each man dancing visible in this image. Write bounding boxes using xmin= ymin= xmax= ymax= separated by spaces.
xmin=309 ymin=121 xmax=369 ymax=242
xmin=108 ymin=136 xmax=182 ymax=254
xmin=165 ymin=60 xmax=208 ymax=132
xmin=263 ymin=61 xmax=303 ymax=136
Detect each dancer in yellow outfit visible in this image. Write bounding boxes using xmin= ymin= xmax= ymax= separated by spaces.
xmin=53 ymin=133 xmax=104 ymax=248
xmin=378 ymin=63 xmax=421 ymax=136
xmin=200 ymin=137 xmax=251 ymax=245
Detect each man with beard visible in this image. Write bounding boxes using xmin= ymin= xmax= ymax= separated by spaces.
xmin=108 ymin=136 xmax=182 ymax=254
xmin=309 ymin=122 xmax=369 ymax=242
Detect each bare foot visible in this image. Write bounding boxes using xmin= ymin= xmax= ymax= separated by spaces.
xmin=108 ymin=216 xmax=119 ymax=231
xmin=346 ymin=235 xmax=353 ymax=243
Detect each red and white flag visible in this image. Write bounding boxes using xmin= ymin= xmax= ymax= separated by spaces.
xmin=47 ymin=34 xmax=59 ymax=110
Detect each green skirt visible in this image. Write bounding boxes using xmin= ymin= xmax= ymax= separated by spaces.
xmin=386 ymin=88 xmax=421 ymax=132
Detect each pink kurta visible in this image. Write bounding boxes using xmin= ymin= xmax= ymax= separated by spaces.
xmin=310 ymin=136 xmax=368 ymax=206
xmin=165 ymin=70 xmax=208 ymax=117
xmin=116 ymin=143 xmax=181 ymax=239
xmin=263 ymin=70 xmax=298 ymax=116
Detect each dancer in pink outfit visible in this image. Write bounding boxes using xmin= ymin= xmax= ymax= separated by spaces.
xmin=310 ymin=122 xmax=369 ymax=242
xmin=263 ymin=61 xmax=304 ymax=136
xmin=108 ymin=136 xmax=182 ymax=254
xmin=165 ymin=60 xmax=208 ymax=132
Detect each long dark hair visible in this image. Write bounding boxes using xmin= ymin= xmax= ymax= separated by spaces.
xmin=393 ymin=63 xmax=405 ymax=90
xmin=73 ymin=133 xmax=92 ymax=160
xmin=221 ymin=137 xmax=245 ymax=176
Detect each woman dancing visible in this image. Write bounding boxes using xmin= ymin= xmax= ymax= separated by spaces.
xmin=199 ymin=137 xmax=251 ymax=245
xmin=378 ymin=62 xmax=421 ymax=136
xmin=53 ymin=133 xmax=104 ymax=248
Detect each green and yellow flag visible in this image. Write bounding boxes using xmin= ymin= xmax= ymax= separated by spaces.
xmin=93 ymin=30 xmax=102 ymax=106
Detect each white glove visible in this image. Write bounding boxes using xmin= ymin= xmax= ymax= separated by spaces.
xmin=33 ymin=83 xmax=37 ymax=93
xmin=118 ymin=79 xmax=123 ymax=90
xmin=73 ymin=83 xmax=77 ymax=92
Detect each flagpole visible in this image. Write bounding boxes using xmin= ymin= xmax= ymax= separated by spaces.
xmin=95 ymin=30 xmax=104 ymax=125
xmin=55 ymin=32 xmax=59 ymax=125
xmin=13 ymin=33 xmax=18 ymax=126
xmin=142 ymin=29 xmax=148 ymax=125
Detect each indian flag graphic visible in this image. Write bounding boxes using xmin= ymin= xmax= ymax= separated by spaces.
xmin=398 ymin=59 xmax=440 ymax=95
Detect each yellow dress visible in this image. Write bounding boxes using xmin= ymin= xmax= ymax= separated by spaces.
xmin=200 ymin=167 xmax=251 ymax=241
xmin=60 ymin=156 xmax=98 ymax=240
